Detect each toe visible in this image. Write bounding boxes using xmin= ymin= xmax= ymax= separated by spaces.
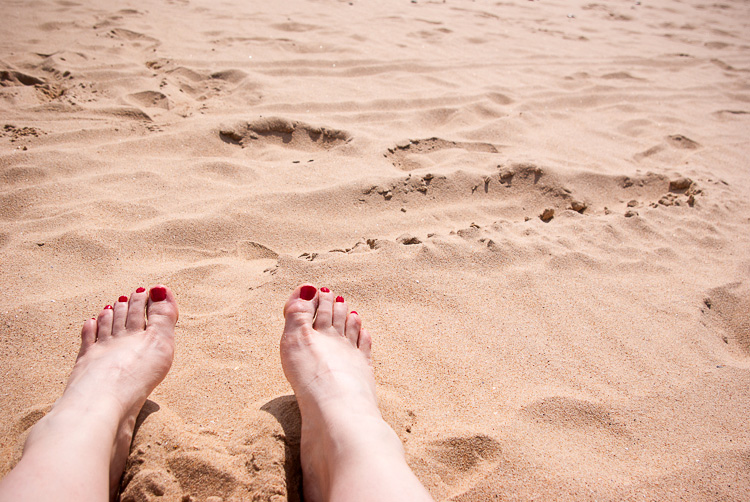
xmin=126 ymin=287 xmax=148 ymax=331
xmin=358 ymin=328 xmax=373 ymax=361
xmin=283 ymin=284 xmax=319 ymax=335
xmin=97 ymin=305 xmax=114 ymax=340
xmin=145 ymin=285 xmax=179 ymax=334
xmin=332 ymin=295 xmax=347 ymax=335
xmin=313 ymin=287 xmax=334 ymax=331
xmin=112 ymin=295 xmax=128 ymax=335
xmin=345 ymin=311 xmax=361 ymax=347
xmin=77 ymin=318 xmax=97 ymax=358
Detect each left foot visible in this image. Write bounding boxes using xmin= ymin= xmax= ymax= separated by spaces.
xmin=20 ymin=285 xmax=178 ymax=498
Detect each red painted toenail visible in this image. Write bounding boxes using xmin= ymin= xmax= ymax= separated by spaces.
xmin=91 ymin=317 xmax=96 ymax=320
xmin=320 ymin=287 xmax=330 ymax=293
xmin=300 ymin=285 xmax=317 ymax=301
xmin=104 ymin=305 xmax=113 ymax=310
xmin=119 ymin=295 xmax=128 ymax=303
xmin=335 ymin=296 xmax=344 ymax=303
xmin=350 ymin=311 xmax=358 ymax=315
xmin=136 ymin=287 xmax=146 ymax=293
xmin=150 ymin=287 xmax=167 ymax=302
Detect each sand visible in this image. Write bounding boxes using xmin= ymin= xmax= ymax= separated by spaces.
xmin=1 ymin=0 xmax=749 ymax=499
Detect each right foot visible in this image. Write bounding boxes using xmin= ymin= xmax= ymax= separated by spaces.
xmin=280 ymin=284 xmax=434 ymax=502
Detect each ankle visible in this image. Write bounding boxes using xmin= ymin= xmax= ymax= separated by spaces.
xmin=303 ymin=413 xmax=405 ymax=468
xmin=28 ymin=403 xmax=119 ymax=444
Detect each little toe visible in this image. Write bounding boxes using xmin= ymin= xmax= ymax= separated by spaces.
xmin=313 ymin=287 xmax=334 ymax=331
xmin=332 ymin=295 xmax=347 ymax=335
xmin=97 ymin=305 xmax=114 ymax=341
xmin=345 ymin=311 xmax=361 ymax=347
xmin=112 ymin=295 xmax=128 ymax=335
xmin=358 ymin=327 xmax=373 ymax=361
xmin=145 ymin=285 xmax=179 ymax=334
xmin=125 ymin=287 xmax=148 ymax=331
xmin=283 ymin=284 xmax=319 ymax=335
xmin=77 ymin=318 xmax=97 ymax=359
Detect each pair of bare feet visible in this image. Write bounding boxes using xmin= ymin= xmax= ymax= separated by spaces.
xmin=0 ymin=284 xmax=433 ymax=502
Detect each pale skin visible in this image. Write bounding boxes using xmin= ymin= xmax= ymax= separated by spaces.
xmin=0 ymin=284 xmax=434 ymax=502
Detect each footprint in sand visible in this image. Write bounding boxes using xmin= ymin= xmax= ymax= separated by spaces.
xmin=408 ymin=432 xmax=503 ymax=500
xmin=702 ymin=282 xmax=750 ymax=357
xmin=0 ymin=70 xmax=45 ymax=87
xmin=635 ymin=134 xmax=701 ymax=161
xmin=192 ymin=160 xmax=259 ymax=184
xmin=125 ymin=90 xmax=171 ymax=110
xmin=384 ymin=137 xmax=498 ymax=171
xmin=219 ymin=117 xmax=351 ymax=152
xmin=144 ymin=60 xmax=261 ymax=105
xmin=107 ymin=28 xmax=159 ymax=46
xmin=521 ymin=396 xmax=629 ymax=437
xmin=0 ymin=70 xmax=64 ymax=101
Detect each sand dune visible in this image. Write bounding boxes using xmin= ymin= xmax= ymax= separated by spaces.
xmin=1 ymin=0 xmax=749 ymax=500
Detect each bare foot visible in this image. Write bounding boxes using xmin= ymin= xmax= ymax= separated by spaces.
xmin=0 ymin=285 xmax=178 ymax=502
xmin=281 ymin=284 xmax=434 ymax=502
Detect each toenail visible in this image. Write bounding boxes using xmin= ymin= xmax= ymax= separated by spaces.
xmin=350 ymin=311 xmax=358 ymax=315
xmin=149 ymin=287 xmax=167 ymax=302
xmin=335 ymin=296 xmax=345 ymax=303
xmin=136 ymin=287 xmax=146 ymax=293
xmin=320 ymin=287 xmax=330 ymax=293
xmin=119 ymin=295 xmax=128 ymax=303
xmin=300 ymin=285 xmax=317 ymax=301
xmin=104 ymin=305 xmax=113 ymax=310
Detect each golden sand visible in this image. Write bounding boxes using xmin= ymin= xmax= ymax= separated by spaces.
xmin=1 ymin=0 xmax=749 ymax=499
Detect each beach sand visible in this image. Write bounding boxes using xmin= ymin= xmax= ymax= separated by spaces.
xmin=1 ymin=0 xmax=749 ymax=499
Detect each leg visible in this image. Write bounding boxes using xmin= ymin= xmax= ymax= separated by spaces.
xmin=280 ymin=284 xmax=434 ymax=502
xmin=0 ymin=285 xmax=178 ymax=502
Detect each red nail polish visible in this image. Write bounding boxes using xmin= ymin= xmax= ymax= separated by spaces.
xmin=300 ymin=285 xmax=317 ymax=301
xmin=350 ymin=311 xmax=358 ymax=315
xmin=91 ymin=317 xmax=96 ymax=320
xmin=119 ymin=295 xmax=128 ymax=303
xmin=104 ymin=305 xmax=113 ymax=310
xmin=335 ymin=296 xmax=344 ymax=303
xmin=320 ymin=287 xmax=330 ymax=293
xmin=136 ymin=287 xmax=146 ymax=293
xmin=150 ymin=287 xmax=167 ymax=302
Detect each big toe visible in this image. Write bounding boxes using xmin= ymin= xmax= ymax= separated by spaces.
xmin=146 ymin=285 xmax=179 ymax=334
xmin=283 ymin=284 xmax=319 ymax=334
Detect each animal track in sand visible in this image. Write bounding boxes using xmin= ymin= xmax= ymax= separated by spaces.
xmin=219 ymin=117 xmax=351 ymax=151
xmin=385 ymin=137 xmax=499 ymax=171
